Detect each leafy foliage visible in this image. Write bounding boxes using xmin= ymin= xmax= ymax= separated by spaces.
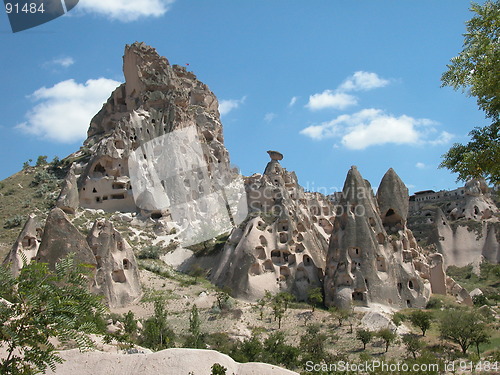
xmin=440 ymin=122 xmax=500 ymax=185
xmin=440 ymin=0 xmax=500 ymax=184
xmin=408 ymin=310 xmax=433 ymax=336
xmin=307 ymin=287 xmax=323 ymax=312
xmin=0 ymin=255 xmax=107 ymax=375
xmin=377 ymin=328 xmax=397 ymax=353
xmin=439 ymin=309 xmax=490 ymax=354
xmin=356 ymin=329 xmax=373 ymax=350
xmin=140 ymin=297 xmax=176 ymax=351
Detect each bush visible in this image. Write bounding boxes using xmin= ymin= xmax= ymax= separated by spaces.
xmin=138 ymin=245 xmax=163 ymax=259
xmin=409 ymin=310 xmax=433 ymax=336
xmin=3 ymin=215 xmax=24 ymax=229
xmin=356 ymin=329 xmax=373 ymax=350
xmin=35 ymin=155 xmax=48 ymax=167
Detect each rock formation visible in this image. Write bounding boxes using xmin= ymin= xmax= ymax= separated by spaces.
xmin=70 ymin=42 xmax=235 ymax=223
xmin=56 ymin=164 xmax=79 ymax=214
xmin=87 ymin=220 xmax=142 ymax=307
xmin=211 ymin=152 xmax=331 ymax=301
xmin=3 ymin=214 xmax=43 ymax=276
xmin=324 ymin=167 xmax=431 ymax=309
xmin=408 ymin=179 xmax=499 ymax=268
xmin=46 ymin=348 xmax=299 ymax=375
xmin=36 ymin=208 xmax=97 ymax=269
xmin=5 ymin=208 xmax=142 ymax=308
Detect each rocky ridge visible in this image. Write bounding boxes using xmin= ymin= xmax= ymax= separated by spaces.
xmin=4 ymin=42 xmax=482 ymax=311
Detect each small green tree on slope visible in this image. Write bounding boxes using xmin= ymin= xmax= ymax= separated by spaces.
xmin=0 ymin=256 xmax=107 ymax=375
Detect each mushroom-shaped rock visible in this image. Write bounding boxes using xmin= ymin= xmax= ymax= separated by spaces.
xmin=267 ymin=150 xmax=283 ymax=161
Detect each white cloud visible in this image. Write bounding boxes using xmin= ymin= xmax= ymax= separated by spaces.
xmin=429 ymin=131 xmax=454 ymax=145
xmin=306 ymin=71 xmax=388 ymax=111
xmin=415 ymin=162 xmax=426 ymax=169
xmin=288 ymin=96 xmax=298 ymax=107
xmin=306 ymin=90 xmax=357 ymax=111
xmin=339 ymin=71 xmax=389 ymax=92
xmin=300 ymin=108 xmax=449 ymax=150
xmin=219 ymin=96 xmax=246 ymax=116
xmin=17 ymin=78 xmax=121 ymax=143
xmin=51 ymin=57 xmax=75 ymax=68
xmin=264 ymin=113 xmax=276 ymax=123
xmin=77 ymin=0 xmax=175 ymax=21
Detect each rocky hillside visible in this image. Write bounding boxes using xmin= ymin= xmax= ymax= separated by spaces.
xmin=408 ymin=180 xmax=500 ymax=269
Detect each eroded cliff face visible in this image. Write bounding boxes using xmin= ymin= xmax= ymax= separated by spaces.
xmin=5 ymin=42 xmax=481 ymax=310
xmin=211 ymin=152 xmax=331 ymax=301
xmin=73 ymin=42 xmax=231 ymax=221
xmin=324 ymin=167 xmax=431 ymax=310
xmin=408 ymin=179 xmax=499 ymax=269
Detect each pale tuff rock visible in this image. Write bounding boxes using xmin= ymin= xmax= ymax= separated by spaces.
xmin=377 ymin=167 xmax=409 ymax=227
xmin=87 ymin=220 xmax=142 ymax=308
xmin=75 ymin=42 xmax=231 ymax=222
xmin=3 ymin=214 xmax=43 ymax=276
xmin=324 ymin=167 xmax=431 ymax=310
xmin=8 ymin=209 xmax=142 ymax=308
xmin=56 ymin=164 xmax=79 ymax=214
xmin=409 ymin=178 xmax=499 ymax=268
xmin=48 ymin=348 xmax=299 ymax=375
xmin=446 ymin=276 xmax=473 ymax=306
xmin=211 ymin=152 xmax=331 ymax=301
xmin=36 ymin=208 xmax=97 ymax=269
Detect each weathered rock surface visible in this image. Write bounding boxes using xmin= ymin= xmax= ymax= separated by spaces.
xmin=73 ymin=42 xmax=233 ymax=224
xmin=56 ymin=165 xmax=79 ymax=214
xmin=408 ymin=179 xmax=499 ymax=268
xmin=8 ymin=208 xmax=142 ymax=308
xmin=211 ymin=152 xmax=331 ymax=301
xmin=87 ymin=220 xmax=142 ymax=308
xmin=43 ymin=348 xmax=298 ymax=375
xmin=324 ymin=167 xmax=431 ymax=309
xmin=3 ymin=214 xmax=43 ymax=275
xmin=36 ymin=208 xmax=96 ymax=269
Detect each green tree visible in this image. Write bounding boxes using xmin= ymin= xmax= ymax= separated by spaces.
xmin=299 ymin=324 xmax=327 ymax=363
xmin=439 ymin=309 xmax=490 ymax=355
xmin=186 ymin=304 xmax=204 ymax=349
xmin=35 ymin=155 xmax=48 ymax=167
xmin=0 ymin=256 xmax=107 ymax=375
xmin=377 ymin=328 xmax=397 ymax=353
xmin=409 ymin=310 xmax=433 ymax=336
xmin=140 ymin=297 xmax=175 ymax=351
xmin=356 ymin=329 xmax=372 ymax=350
xmin=307 ymin=287 xmax=323 ymax=312
xmin=211 ymin=363 xmax=227 ymax=375
xmin=262 ymin=331 xmax=299 ymax=368
xmin=440 ymin=0 xmax=500 ymax=185
xmin=402 ymin=334 xmax=424 ymax=359
xmin=329 ymin=306 xmax=350 ymax=327
xmin=271 ymin=297 xmax=285 ymax=329
xmin=392 ymin=312 xmax=407 ymax=327
xmin=275 ymin=292 xmax=295 ymax=311
xmin=122 ymin=310 xmax=138 ymax=342
xmin=215 ymin=289 xmax=231 ymax=311
xmin=233 ymin=334 xmax=262 ymax=363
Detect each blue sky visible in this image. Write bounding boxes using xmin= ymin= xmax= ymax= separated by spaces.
xmin=0 ymin=0 xmax=489 ymax=195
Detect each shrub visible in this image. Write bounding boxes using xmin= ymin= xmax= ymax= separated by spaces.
xmin=356 ymin=329 xmax=373 ymax=350
xmin=3 ymin=215 xmax=24 ymax=229
xmin=138 ymin=245 xmax=163 ymax=259
xmin=409 ymin=310 xmax=433 ymax=336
